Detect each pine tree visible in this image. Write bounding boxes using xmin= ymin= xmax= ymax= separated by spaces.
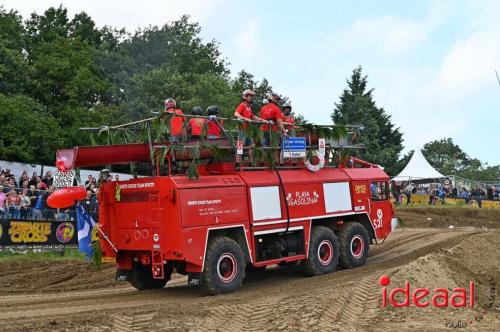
xmin=332 ymin=67 xmax=403 ymax=175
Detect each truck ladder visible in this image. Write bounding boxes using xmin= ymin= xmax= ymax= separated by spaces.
xmin=150 ymin=192 xmax=164 ymax=279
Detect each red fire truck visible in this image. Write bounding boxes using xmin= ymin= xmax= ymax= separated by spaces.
xmin=54 ymin=138 xmax=396 ymax=295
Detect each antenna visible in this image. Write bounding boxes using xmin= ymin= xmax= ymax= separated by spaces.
xmin=495 ymin=70 xmax=500 ymax=86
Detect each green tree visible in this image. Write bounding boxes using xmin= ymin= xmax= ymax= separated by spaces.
xmin=423 ymin=138 xmax=500 ymax=182
xmin=0 ymin=94 xmax=62 ymax=163
xmin=0 ymin=7 xmax=31 ymax=95
xmin=0 ymin=5 xmax=283 ymax=165
xmin=332 ymin=67 xmax=403 ymax=175
xmin=230 ymin=71 xmax=278 ymax=114
xmin=422 ymin=138 xmax=469 ymax=176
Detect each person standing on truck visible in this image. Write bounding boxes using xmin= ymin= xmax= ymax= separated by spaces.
xmin=162 ymin=98 xmax=186 ymax=143
xmin=233 ymin=89 xmax=266 ymax=162
xmin=282 ymin=103 xmax=295 ymax=134
xmin=260 ymin=93 xmax=285 ymax=147
xmin=206 ymin=105 xmax=224 ymax=139
xmin=188 ymin=106 xmax=206 ymax=140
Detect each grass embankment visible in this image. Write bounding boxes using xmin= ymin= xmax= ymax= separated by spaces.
xmin=0 ymin=248 xmax=85 ymax=263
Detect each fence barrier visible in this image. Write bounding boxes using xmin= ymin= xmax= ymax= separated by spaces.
xmin=393 ymin=194 xmax=500 ymax=208
xmin=0 ymin=219 xmax=99 ymax=246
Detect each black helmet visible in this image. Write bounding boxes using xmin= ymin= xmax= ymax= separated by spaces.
xmin=206 ymin=105 xmax=219 ymax=116
xmin=191 ymin=106 xmax=203 ymax=115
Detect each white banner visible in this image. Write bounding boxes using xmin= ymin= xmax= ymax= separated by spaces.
xmin=54 ymin=170 xmax=75 ymax=188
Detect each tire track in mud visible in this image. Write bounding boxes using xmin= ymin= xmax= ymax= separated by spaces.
xmin=0 ymin=229 xmax=475 ymax=326
xmin=328 ymin=275 xmax=380 ymax=331
xmin=369 ymin=230 xmax=438 ymax=256
xmin=111 ymin=313 xmax=156 ymax=332
xmin=194 ymin=295 xmax=281 ymax=332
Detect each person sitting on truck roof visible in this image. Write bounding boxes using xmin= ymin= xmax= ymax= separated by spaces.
xmin=162 ymin=98 xmax=186 ymax=143
xmin=260 ymin=93 xmax=285 ymax=147
xmin=188 ymin=106 xmax=206 ymax=140
xmin=234 ymin=89 xmax=265 ymax=162
xmin=206 ymin=105 xmax=224 ymax=139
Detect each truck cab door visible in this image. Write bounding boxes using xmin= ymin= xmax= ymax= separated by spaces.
xmin=351 ymin=181 xmax=370 ymax=214
xmin=368 ymin=180 xmax=392 ymax=239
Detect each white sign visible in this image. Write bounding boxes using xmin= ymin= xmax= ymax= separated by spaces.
xmin=250 ymin=186 xmax=282 ymax=221
xmin=236 ymin=140 xmax=244 ymax=155
xmin=53 ymin=170 xmax=75 ymax=188
xmin=323 ymin=182 xmax=352 ymax=213
xmin=318 ymin=138 xmax=326 ymax=156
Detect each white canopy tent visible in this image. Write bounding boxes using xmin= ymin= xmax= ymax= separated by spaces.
xmin=393 ymin=150 xmax=445 ymax=182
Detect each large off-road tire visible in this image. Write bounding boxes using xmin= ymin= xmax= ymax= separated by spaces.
xmin=303 ymin=226 xmax=339 ymax=276
xmin=201 ymin=236 xmax=246 ymax=295
xmin=129 ymin=263 xmax=171 ymax=290
xmin=338 ymin=222 xmax=370 ymax=269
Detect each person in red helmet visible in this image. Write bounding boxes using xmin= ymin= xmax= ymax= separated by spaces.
xmin=282 ymin=103 xmax=295 ymax=133
xmin=233 ymin=89 xmax=265 ymax=162
xmin=162 ymin=98 xmax=185 ymax=143
xmin=260 ymin=93 xmax=285 ymax=147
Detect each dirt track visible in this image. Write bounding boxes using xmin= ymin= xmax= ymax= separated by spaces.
xmin=1 ymin=227 xmax=498 ymax=331
xmin=396 ymin=206 xmax=500 ymax=229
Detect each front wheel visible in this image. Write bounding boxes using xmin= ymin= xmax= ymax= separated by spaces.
xmin=338 ymin=222 xmax=370 ymax=269
xmin=201 ymin=236 xmax=246 ymax=295
xmin=303 ymin=226 xmax=339 ymax=276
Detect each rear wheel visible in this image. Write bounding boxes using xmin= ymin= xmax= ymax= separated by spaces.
xmin=303 ymin=226 xmax=339 ymax=276
xmin=201 ymin=236 xmax=246 ymax=295
xmin=129 ymin=263 xmax=171 ymax=290
xmin=338 ymin=222 xmax=370 ymax=268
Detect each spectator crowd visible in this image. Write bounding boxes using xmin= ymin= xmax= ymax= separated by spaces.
xmin=391 ymin=180 xmax=499 ymax=207
xmin=0 ymin=167 xmax=121 ymax=221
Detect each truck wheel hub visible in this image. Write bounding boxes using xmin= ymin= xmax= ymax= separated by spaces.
xmin=217 ymin=253 xmax=237 ymax=283
xmin=350 ymin=235 xmax=364 ymax=258
xmin=317 ymin=240 xmax=333 ymax=266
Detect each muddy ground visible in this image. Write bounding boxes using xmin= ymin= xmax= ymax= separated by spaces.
xmin=0 ymin=208 xmax=498 ymax=331
xmin=396 ymin=206 xmax=500 ymax=229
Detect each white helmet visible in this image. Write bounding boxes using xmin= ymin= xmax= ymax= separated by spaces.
xmin=164 ymin=98 xmax=176 ymax=109
xmin=242 ymin=89 xmax=255 ymax=102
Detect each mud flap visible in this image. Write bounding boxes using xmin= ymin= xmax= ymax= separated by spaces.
xmin=116 ymin=269 xmax=131 ymax=281
xmin=188 ymin=273 xmax=202 ymax=286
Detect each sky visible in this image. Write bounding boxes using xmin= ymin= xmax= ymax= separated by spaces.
xmin=2 ymin=0 xmax=500 ymax=165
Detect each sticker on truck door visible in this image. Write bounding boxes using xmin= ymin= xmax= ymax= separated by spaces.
xmin=373 ymin=209 xmax=383 ymax=229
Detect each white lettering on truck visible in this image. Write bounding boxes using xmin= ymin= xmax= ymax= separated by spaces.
xmin=187 ymin=199 xmax=222 ymax=206
xmin=120 ymin=182 xmax=155 ymax=189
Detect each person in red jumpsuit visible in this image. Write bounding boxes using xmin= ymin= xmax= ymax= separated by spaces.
xmin=162 ymin=98 xmax=185 ymax=143
xmin=233 ymin=89 xmax=265 ymax=162
xmin=188 ymin=106 xmax=206 ymax=140
xmin=259 ymin=93 xmax=285 ymax=147
xmin=282 ymin=103 xmax=295 ymax=133
xmin=206 ymin=105 xmax=224 ymax=139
